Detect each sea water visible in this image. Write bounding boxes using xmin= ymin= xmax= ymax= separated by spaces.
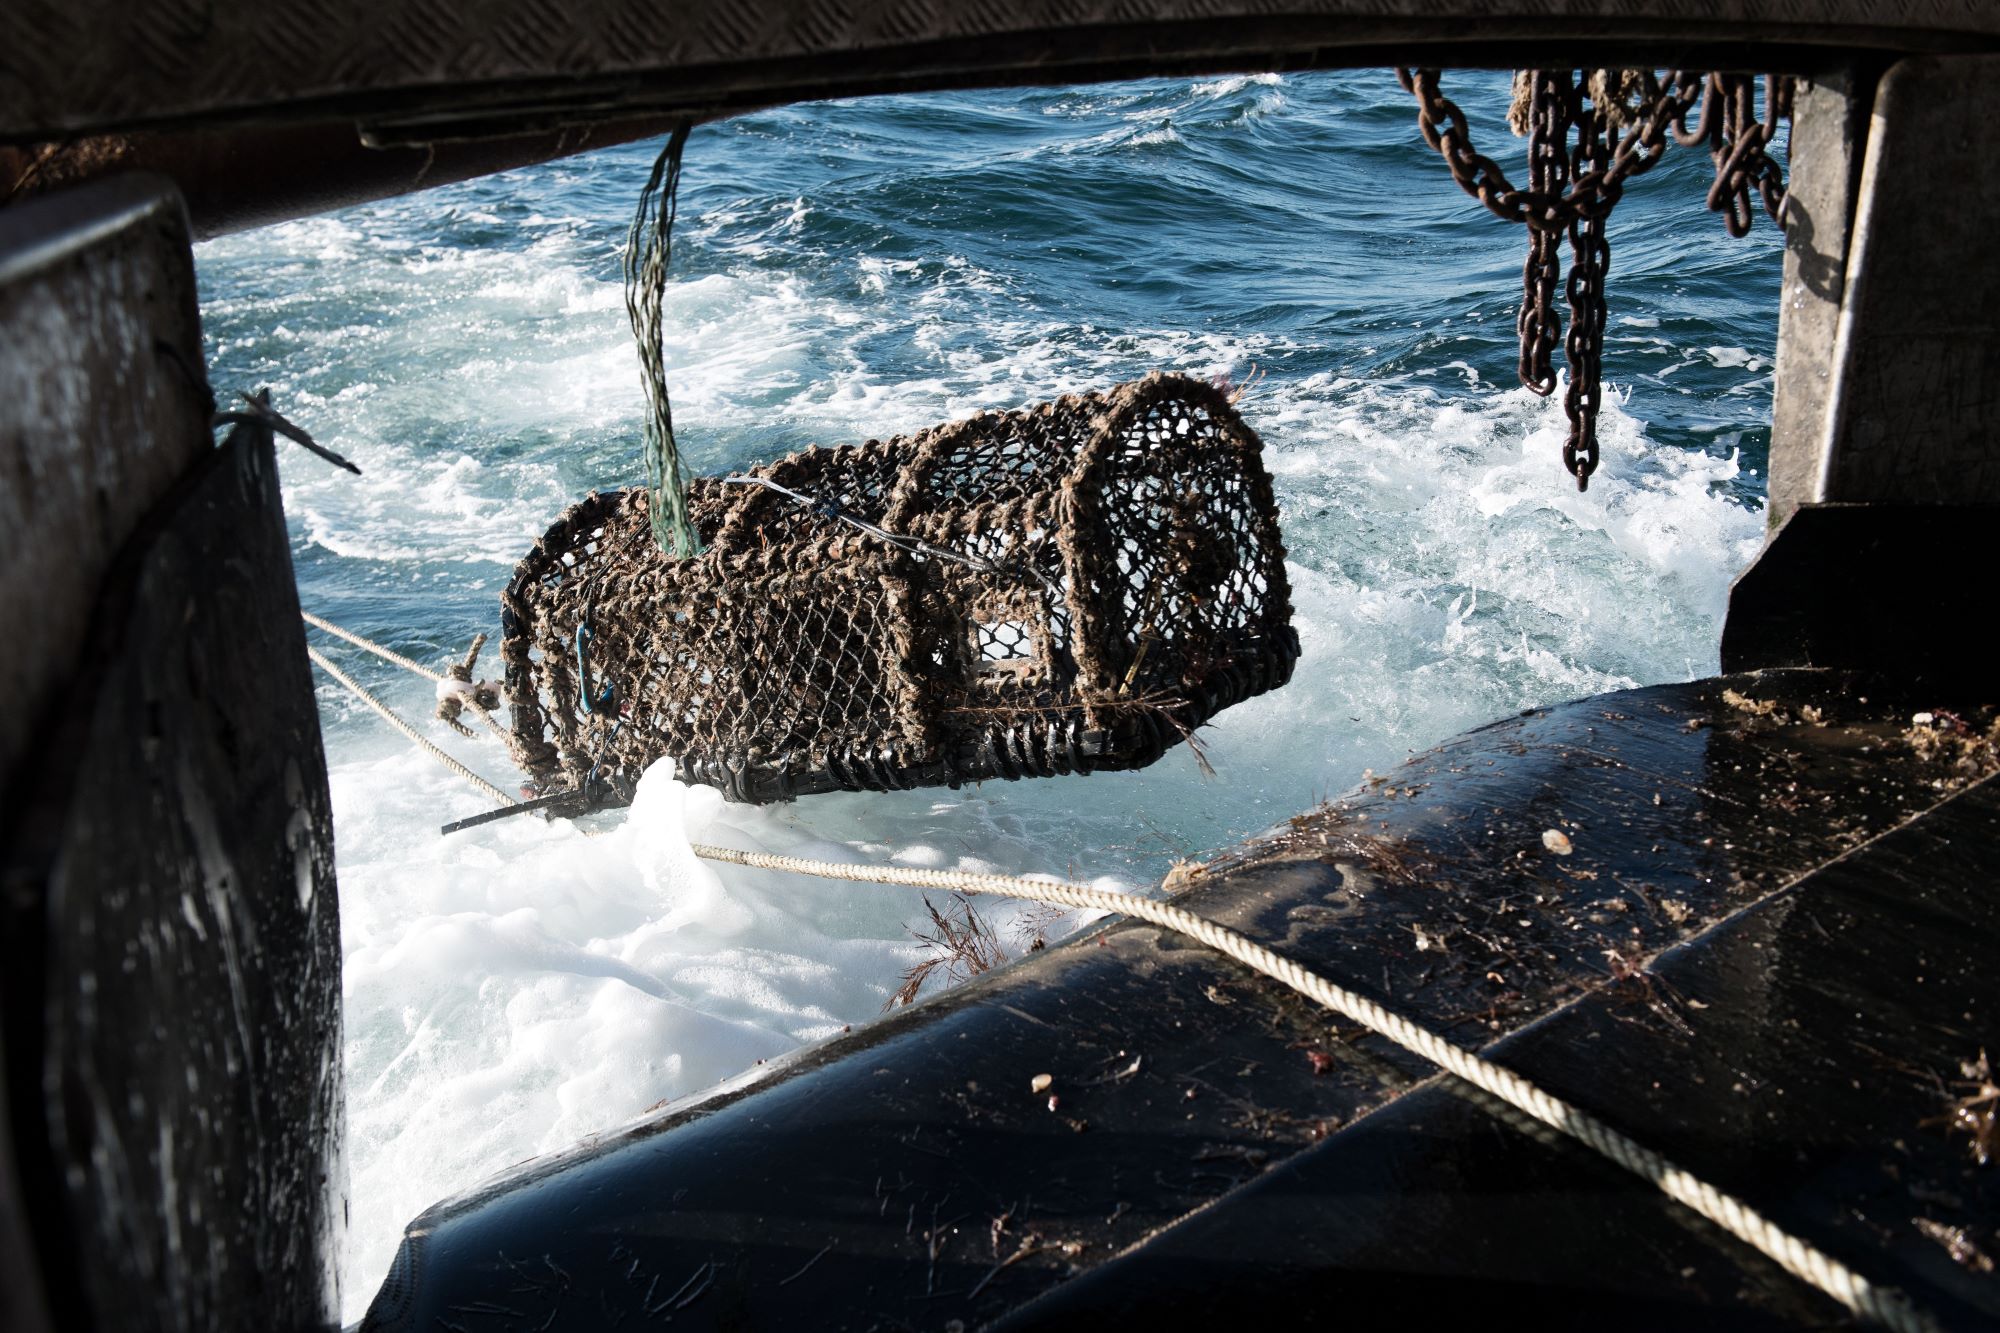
xmin=194 ymin=69 xmax=1781 ymax=1318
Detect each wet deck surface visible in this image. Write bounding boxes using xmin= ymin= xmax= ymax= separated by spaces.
xmin=360 ymin=669 xmax=2000 ymax=1331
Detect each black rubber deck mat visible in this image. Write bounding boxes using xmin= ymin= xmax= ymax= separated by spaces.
xmin=358 ymin=668 xmax=2000 ymax=1330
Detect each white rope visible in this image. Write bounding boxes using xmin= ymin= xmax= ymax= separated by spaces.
xmin=304 ymin=644 xmax=518 ymax=811
xmin=303 ymin=610 xmax=444 ymax=681
xmin=305 ymin=619 xmax=1937 ymax=1332
xmin=689 ymin=848 xmax=1938 ymax=1333
xmin=303 ymin=611 xmax=510 ymax=743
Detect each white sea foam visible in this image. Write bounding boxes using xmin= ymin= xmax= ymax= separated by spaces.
xmin=1192 ymin=74 xmax=1283 ymax=97
xmin=1705 ymin=345 xmax=1767 ymax=371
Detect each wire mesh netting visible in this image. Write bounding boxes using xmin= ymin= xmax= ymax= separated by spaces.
xmin=500 ymin=372 xmax=1298 ymax=807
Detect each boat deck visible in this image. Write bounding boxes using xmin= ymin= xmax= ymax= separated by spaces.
xmin=364 ymin=669 xmax=2000 ymax=1330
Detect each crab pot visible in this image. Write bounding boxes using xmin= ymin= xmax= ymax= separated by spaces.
xmin=500 ymin=372 xmax=1298 ymax=807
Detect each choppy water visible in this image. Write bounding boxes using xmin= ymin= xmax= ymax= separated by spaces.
xmin=195 ymin=69 xmax=1781 ymax=1318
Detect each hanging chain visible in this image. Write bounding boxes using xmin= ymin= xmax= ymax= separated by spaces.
xmin=1398 ymin=68 xmax=1787 ymax=491
xmin=1564 ymin=91 xmax=1615 ymax=483
xmin=1399 ymin=67 xmax=1537 ymax=224
xmin=1676 ymin=73 xmax=1793 ymax=236
xmin=1518 ymin=70 xmax=1571 ymax=398
xmin=625 ymin=123 xmax=701 ymax=559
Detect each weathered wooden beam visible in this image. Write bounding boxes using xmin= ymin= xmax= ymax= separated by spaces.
xmin=3 ymin=116 xmax=677 ymax=242
xmin=1765 ymin=68 xmax=1873 ymax=529
xmin=0 ymin=422 xmax=347 ymax=1333
xmin=5 ymin=1 xmax=1998 ymax=148
xmin=1730 ymin=55 xmax=1998 ymax=682
xmin=0 ymin=170 xmax=198 ymax=1333
xmin=0 ymin=178 xmax=209 ymax=819
xmin=0 ymin=177 xmax=343 ymax=1332
xmin=1819 ymin=54 xmax=2000 ymax=504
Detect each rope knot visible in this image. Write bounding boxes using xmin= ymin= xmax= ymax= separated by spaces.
xmin=435 ymin=633 xmax=502 ymax=729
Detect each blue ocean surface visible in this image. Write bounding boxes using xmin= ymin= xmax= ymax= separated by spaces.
xmin=196 ymin=69 xmax=1782 ymax=1317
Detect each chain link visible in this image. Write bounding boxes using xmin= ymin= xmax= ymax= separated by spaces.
xmin=1398 ymin=68 xmax=1790 ymax=491
xmin=1564 ymin=102 xmax=1614 ymax=484
xmin=1398 ymin=67 xmax=1536 ymax=225
xmin=1516 ymin=70 xmax=1571 ymax=397
xmin=1675 ymin=73 xmax=1794 ymax=236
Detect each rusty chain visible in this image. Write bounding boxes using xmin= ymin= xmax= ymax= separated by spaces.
xmin=1564 ymin=97 xmax=1613 ymax=483
xmin=1517 ymin=70 xmax=1569 ymax=397
xmin=1399 ymin=66 xmax=1538 ymax=224
xmin=1675 ymin=73 xmax=1793 ymax=236
xmin=1397 ymin=67 xmax=1791 ymax=490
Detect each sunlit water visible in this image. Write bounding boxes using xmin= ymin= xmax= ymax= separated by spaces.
xmin=195 ymin=69 xmax=1782 ymax=1318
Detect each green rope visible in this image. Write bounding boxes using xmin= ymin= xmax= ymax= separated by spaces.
xmin=624 ymin=123 xmax=701 ymax=559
